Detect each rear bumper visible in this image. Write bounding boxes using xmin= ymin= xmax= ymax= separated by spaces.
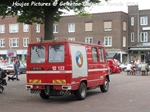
xmin=25 ymin=84 xmax=72 ymax=91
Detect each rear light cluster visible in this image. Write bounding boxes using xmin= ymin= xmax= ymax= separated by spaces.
xmin=30 ymin=67 xmax=44 ymax=70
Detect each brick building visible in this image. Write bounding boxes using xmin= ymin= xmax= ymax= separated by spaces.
xmin=53 ymin=11 xmax=129 ymax=63
xmin=128 ymin=5 xmax=150 ymax=62
xmin=0 ymin=5 xmax=149 ymax=63
xmin=0 ymin=16 xmax=44 ymax=62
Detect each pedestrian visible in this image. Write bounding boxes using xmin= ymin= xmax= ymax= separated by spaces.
xmin=131 ymin=62 xmax=136 ymax=75
xmin=145 ymin=63 xmax=149 ymax=75
xmin=8 ymin=59 xmax=20 ymax=81
xmin=126 ymin=62 xmax=132 ymax=75
xmin=141 ymin=61 xmax=147 ymax=76
xmin=16 ymin=58 xmax=20 ymax=77
xmin=134 ymin=58 xmax=140 ymax=74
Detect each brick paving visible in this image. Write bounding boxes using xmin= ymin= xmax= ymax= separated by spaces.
xmin=1 ymin=72 xmax=150 ymax=112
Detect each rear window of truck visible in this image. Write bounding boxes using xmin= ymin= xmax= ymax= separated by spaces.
xmin=30 ymin=46 xmax=45 ymax=63
xmin=49 ymin=44 xmax=64 ymax=63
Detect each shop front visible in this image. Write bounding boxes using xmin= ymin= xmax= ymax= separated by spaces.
xmin=129 ymin=47 xmax=150 ymax=63
xmin=0 ymin=49 xmax=27 ymax=64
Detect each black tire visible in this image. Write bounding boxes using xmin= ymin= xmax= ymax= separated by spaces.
xmin=39 ymin=90 xmax=50 ymax=99
xmin=100 ymin=78 xmax=109 ymax=92
xmin=76 ymin=82 xmax=87 ymax=100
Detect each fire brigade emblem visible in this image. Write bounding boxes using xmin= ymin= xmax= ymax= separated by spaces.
xmin=76 ymin=51 xmax=83 ymax=67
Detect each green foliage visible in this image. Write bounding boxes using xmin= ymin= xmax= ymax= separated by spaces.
xmin=0 ymin=0 xmax=109 ymax=40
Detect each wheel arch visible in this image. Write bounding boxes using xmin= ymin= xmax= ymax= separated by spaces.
xmin=80 ymin=79 xmax=87 ymax=86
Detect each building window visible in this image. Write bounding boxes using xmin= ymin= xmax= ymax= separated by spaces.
xmin=0 ymin=24 xmax=5 ymax=33
xmin=123 ymin=21 xmax=126 ymax=31
xmin=140 ymin=32 xmax=148 ymax=42
xmin=92 ymin=47 xmax=98 ymax=62
xmin=131 ymin=17 xmax=134 ymax=26
xmin=104 ymin=36 xmax=112 ymax=47
xmin=104 ymin=21 xmax=112 ymax=31
xmin=85 ymin=22 xmax=92 ymax=31
xmin=9 ymin=38 xmax=19 ymax=47
xmin=85 ymin=37 xmax=93 ymax=44
xmin=131 ymin=32 xmax=134 ymax=42
xmin=68 ymin=38 xmax=75 ymax=41
xmin=53 ymin=24 xmax=58 ymax=33
xmin=68 ymin=23 xmax=75 ymax=32
xmin=140 ymin=17 xmax=148 ymax=25
xmin=36 ymin=38 xmax=40 ymax=42
xmin=36 ymin=24 xmax=40 ymax=32
xmin=123 ymin=37 xmax=126 ymax=47
xmin=23 ymin=23 xmax=29 ymax=32
xmin=9 ymin=24 xmax=19 ymax=33
xmin=0 ymin=39 xmax=5 ymax=47
xmin=23 ymin=38 xmax=29 ymax=47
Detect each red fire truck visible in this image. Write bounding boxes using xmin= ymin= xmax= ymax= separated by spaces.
xmin=26 ymin=40 xmax=110 ymax=100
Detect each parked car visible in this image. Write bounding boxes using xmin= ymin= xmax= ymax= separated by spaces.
xmin=0 ymin=62 xmax=9 ymax=70
xmin=107 ymin=59 xmax=121 ymax=74
xmin=119 ymin=63 xmax=128 ymax=72
xmin=3 ymin=64 xmax=26 ymax=74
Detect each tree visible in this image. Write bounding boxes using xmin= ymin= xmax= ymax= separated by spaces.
xmin=0 ymin=0 xmax=109 ymax=40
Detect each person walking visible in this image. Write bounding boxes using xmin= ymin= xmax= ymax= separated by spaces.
xmin=8 ymin=59 xmax=20 ymax=81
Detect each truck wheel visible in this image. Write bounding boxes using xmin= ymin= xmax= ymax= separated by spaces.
xmin=39 ymin=90 xmax=50 ymax=99
xmin=76 ymin=82 xmax=87 ymax=100
xmin=100 ymin=78 xmax=109 ymax=92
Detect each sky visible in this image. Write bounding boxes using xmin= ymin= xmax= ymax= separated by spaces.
xmin=89 ymin=0 xmax=149 ymax=13
xmin=65 ymin=0 xmax=150 ymax=15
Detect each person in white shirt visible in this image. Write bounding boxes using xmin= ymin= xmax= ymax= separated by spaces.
xmin=126 ymin=63 xmax=132 ymax=71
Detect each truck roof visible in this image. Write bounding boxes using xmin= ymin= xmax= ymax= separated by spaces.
xmin=28 ymin=40 xmax=105 ymax=48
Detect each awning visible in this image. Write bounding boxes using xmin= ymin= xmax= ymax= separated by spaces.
xmin=0 ymin=50 xmax=27 ymax=55
xmin=129 ymin=48 xmax=150 ymax=50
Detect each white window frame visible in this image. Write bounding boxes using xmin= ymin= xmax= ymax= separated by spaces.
xmin=23 ymin=23 xmax=29 ymax=32
xmin=9 ymin=38 xmax=19 ymax=47
xmin=140 ymin=32 xmax=148 ymax=42
xmin=85 ymin=37 xmax=93 ymax=44
xmin=9 ymin=24 xmax=19 ymax=33
xmin=131 ymin=32 xmax=134 ymax=42
xmin=0 ymin=24 xmax=5 ymax=33
xmin=23 ymin=38 xmax=29 ymax=47
xmin=0 ymin=39 xmax=5 ymax=47
xmin=140 ymin=17 xmax=148 ymax=25
xmin=68 ymin=23 xmax=75 ymax=32
xmin=68 ymin=38 xmax=75 ymax=41
xmin=131 ymin=17 xmax=134 ymax=26
xmin=53 ymin=24 xmax=58 ymax=33
xmin=123 ymin=37 xmax=126 ymax=47
xmin=36 ymin=24 xmax=40 ymax=33
xmin=104 ymin=36 xmax=112 ymax=47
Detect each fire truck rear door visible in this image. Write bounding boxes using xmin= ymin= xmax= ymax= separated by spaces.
xmin=70 ymin=44 xmax=88 ymax=78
